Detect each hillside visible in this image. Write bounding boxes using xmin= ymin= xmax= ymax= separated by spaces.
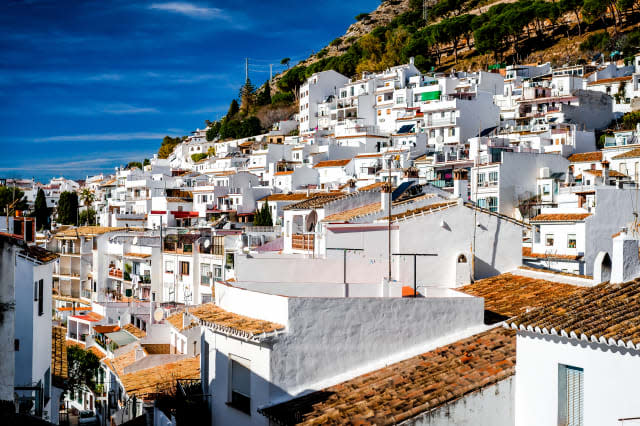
xmin=272 ymin=0 xmax=640 ymax=96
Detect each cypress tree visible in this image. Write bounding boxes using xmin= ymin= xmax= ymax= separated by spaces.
xmin=34 ymin=188 xmax=50 ymax=230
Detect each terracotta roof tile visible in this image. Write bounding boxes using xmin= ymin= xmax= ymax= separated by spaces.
xmin=459 ymin=273 xmax=585 ymax=319
xmin=165 ymin=312 xmax=188 ymax=331
xmin=123 ymin=323 xmax=146 ymax=338
xmin=103 ymin=346 xmax=140 ymax=377
xmin=522 ymin=246 xmax=582 ymax=260
xmin=283 ymin=194 xmax=345 ymax=210
xmin=578 ymin=169 xmax=626 ymax=178
xmin=587 ymin=75 xmax=632 ymax=85
xmin=390 ymin=201 xmax=458 ymax=222
xmin=88 ymin=345 xmax=107 ymax=360
xmin=23 ymin=245 xmax=59 ymax=263
xmin=189 ymin=303 xmax=285 ymax=338
xmin=568 ymin=151 xmax=602 ymax=163
xmin=54 ymin=226 xmax=132 ymax=238
xmin=259 ymin=328 xmax=515 ymax=425
xmin=52 ymin=326 xmax=68 ymax=384
xmin=262 ymin=193 xmax=312 ymax=202
xmin=119 ymin=356 xmax=200 ymax=400
xmin=322 ymin=203 xmax=382 ymax=222
xmin=530 ymin=213 xmax=591 ymax=222
xmin=313 ymin=159 xmax=352 ymax=168
xmin=612 ymin=148 xmax=640 ymax=160
xmin=508 ymin=278 xmax=640 ymax=349
xmin=358 ymin=181 xmax=385 ymax=191
xmin=274 ymin=171 xmax=294 ymax=176
xmin=94 ymin=325 xmax=120 ymax=334
xmin=124 ymin=252 xmax=152 ymax=259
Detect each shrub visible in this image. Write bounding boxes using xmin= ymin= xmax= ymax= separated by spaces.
xmin=330 ymin=37 xmax=342 ymax=47
xmin=355 ymin=13 xmax=369 ymax=21
xmin=271 ymin=91 xmax=295 ymax=105
xmin=579 ymin=31 xmax=611 ymax=53
xmin=191 ymin=153 xmax=208 ymax=163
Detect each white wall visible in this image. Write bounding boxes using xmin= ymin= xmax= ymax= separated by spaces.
xmin=404 ymin=377 xmax=514 ymax=426
xmin=515 ymin=331 xmax=640 ymax=426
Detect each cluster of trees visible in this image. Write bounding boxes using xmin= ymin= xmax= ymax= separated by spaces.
xmin=0 ymin=185 xmax=28 ymax=215
xmin=158 ymin=135 xmax=186 ymax=159
xmin=253 ymin=201 xmax=273 ymax=226
xmin=67 ymin=346 xmax=101 ymax=395
xmin=277 ymin=0 xmax=640 ymax=90
xmin=125 ymin=158 xmax=150 ymax=170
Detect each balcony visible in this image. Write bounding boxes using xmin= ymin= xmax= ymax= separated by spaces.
xmin=292 ymin=234 xmax=314 ymax=251
xmin=109 ymin=268 xmax=123 ymax=280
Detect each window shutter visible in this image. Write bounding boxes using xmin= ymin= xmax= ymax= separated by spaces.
xmin=566 ymin=366 xmax=584 ymax=426
xmin=38 ymin=279 xmax=44 ymax=316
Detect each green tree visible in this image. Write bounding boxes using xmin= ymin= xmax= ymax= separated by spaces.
xmin=280 ymin=57 xmax=291 ymax=69
xmin=158 ymin=135 xmax=183 ymax=159
xmin=227 ymin=99 xmax=240 ymax=118
xmin=257 ymin=83 xmax=272 ymax=106
xmin=254 ymin=201 xmax=273 ymax=226
xmin=239 ymin=78 xmax=256 ymax=114
xmin=206 ymin=121 xmax=221 ymax=141
xmin=207 ymin=146 xmax=216 ymax=157
xmin=67 ymin=345 xmax=101 ymax=394
xmin=57 ymin=191 xmax=79 ymax=225
xmin=0 ymin=186 xmax=28 ymax=215
xmin=622 ymin=111 xmax=640 ymax=130
xmin=126 ymin=161 xmax=143 ymax=170
xmin=33 ymin=188 xmax=50 ymax=230
xmin=79 ymin=209 xmax=96 ymax=226
xmin=143 ymin=158 xmax=150 ymax=167
xmin=79 ymin=188 xmax=95 ymax=225
xmin=559 ymin=0 xmax=584 ymax=35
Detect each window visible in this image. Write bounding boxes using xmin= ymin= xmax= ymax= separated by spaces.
xmin=558 ymin=365 xmax=583 ymax=426
xmin=568 ymin=234 xmax=577 ymax=248
xmin=546 ymin=234 xmax=555 ymax=246
xmin=487 ymin=197 xmax=498 ymax=212
xmin=201 ymin=264 xmax=211 ymax=285
xmin=542 ymin=184 xmax=551 ymax=195
xmin=489 ymin=171 xmax=499 ymax=183
xmin=214 ymin=267 xmax=222 ymax=279
xmin=34 ymin=281 xmax=38 ymax=301
xmin=386 ymin=109 xmax=390 ymax=115
xmin=477 ymin=198 xmax=487 ymax=208
xmin=396 ymin=96 xmax=404 ymax=104
xmin=180 ymin=261 xmax=190 ymax=276
xmin=38 ymin=279 xmax=44 ymax=316
xmin=229 ymin=357 xmax=251 ymax=415
xmin=477 ymin=173 xmax=486 ymax=185
xmin=165 ymin=261 xmax=174 ymax=273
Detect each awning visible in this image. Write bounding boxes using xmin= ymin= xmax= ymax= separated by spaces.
xmin=421 ymin=91 xmax=441 ymax=101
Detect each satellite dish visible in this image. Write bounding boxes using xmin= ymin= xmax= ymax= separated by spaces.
xmin=306 ymin=210 xmax=318 ymax=232
xmin=153 ymin=308 xmax=164 ymax=322
xmin=133 ymin=236 xmax=138 ymax=245
xmin=204 ymin=239 xmax=210 ymax=249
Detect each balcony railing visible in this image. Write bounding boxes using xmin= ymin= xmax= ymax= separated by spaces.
xmin=292 ymin=234 xmax=314 ymax=250
xmin=109 ymin=268 xmax=123 ymax=279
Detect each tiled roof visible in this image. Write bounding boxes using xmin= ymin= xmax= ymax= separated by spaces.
xmin=458 ymin=273 xmax=585 ymax=320
xmin=354 ymin=153 xmax=382 ymax=159
xmin=274 ymin=171 xmax=294 ymax=176
xmin=283 ymin=194 xmax=345 ymax=210
xmin=103 ymin=346 xmax=140 ymax=377
xmin=123 ymin=323 xmax=146 ymax=338
xmin=522 ymin=246 xmax=582 ymax=260
xmin=587 ymin=75 xmax=632 ymax=85
xmin=530 ymin=213 xmax=591 ymax=222
xmin=124 ymin=252 xmax=152 ymax=259
xmin=165 ymin=312 xmax=188 ymax=331
xmin=22 ymin=244 xmax=59 ymax=263
xmin=52 ymin=294 xmax=91 ymax=305
xmin=358 ymin=181 xmax=385 ymax=191
xmin=54 ymin=226 xmax=130 ymax=238
xmin=52 ymin=326 xmax=68 ymax=384
xmin=189 ymin=303 xmax=285 ymax=340
xmin=119 ymin=356 xmax=200 ymax=400
xmin=313 ymin=159 xmax=352 ymax=168
xmin=70 ymin=312 xmax=104 ymax=322
xmin=322 ymin=203 xmax=382 ymax=222
xmin=612 ymin=148 xmax=640 ymax=159
xmin=262 ymin=193 xmax=311 ymax=202
xmin=259 ymin=328 xmax=515 ymax=425
xmin=167 ymin=197 xmax=191 ymax=203
xmin=390 ymin=201 xmax=458 ymax=222
xmin=88 ymin=345 xmax=107 ymax=360
xmin=568 ymin=151 xmax=602 ymax=163
xmin=578 ymin=169 xmax=627 ymax=178
xmin=507 ymin=278 xmax=640 ymax=349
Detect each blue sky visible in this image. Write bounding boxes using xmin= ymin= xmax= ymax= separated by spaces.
xmin=0 ymin=0 xmax=377 ymax=182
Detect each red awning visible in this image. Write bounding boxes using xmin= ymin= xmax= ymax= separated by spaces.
xmin=171 ymin=211 xmax=200 ymax=219
xmin=150 ymin=210 xmax=167 ymax=214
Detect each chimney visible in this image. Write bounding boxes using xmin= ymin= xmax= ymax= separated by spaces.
xmin=611 ymin=228 xmax=640 ymax=283
xmin=453 ymin=169 xmax=469 ymax=200
xmin=381 ymin=183 xmax=392 ymax=215
xmin=135 ymin=345 xmax=145 ymax=361
xmin=565 ymin=165 xmax=574 ymax=185
xmin=601 ymin=160 xmax=610 ymax=184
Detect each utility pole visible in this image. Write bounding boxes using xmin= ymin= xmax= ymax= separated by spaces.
xmin=269 ymin=64 xmax=273 ymax=83
xmin=245 ymin=57 xmax=249 ymax=82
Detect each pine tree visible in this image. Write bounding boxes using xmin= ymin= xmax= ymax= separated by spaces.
xmin=262 ymin=201 xmax=273 ymax=226
xmin=34 ymin=188 xmax=50 ymax=230
xmin=57 ymin=191 xmax=79 ymax=225
xmin=239 ymin=78 xmax=256 ymax=114
xmin=257 ymin=82 xmax=271 ymax=106
xmin=227 ymin=99 xmax=240 ymax=118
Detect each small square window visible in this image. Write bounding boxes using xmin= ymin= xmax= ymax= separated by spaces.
xmin=568 ymin=234 xmax=577 ymax=248
xmin=546 ymin=234 xmax=555 ymax=246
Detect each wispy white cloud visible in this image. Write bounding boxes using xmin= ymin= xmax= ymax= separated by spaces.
xmin=148 ymin=2 xmax=229 ymax=20
xmin=33 ymin=131 xmax=180 ymax=143
xmin=54 ymin=103 xmax=159 ymax=116
xmin=0 ymin=151 xmax=154 ymax=173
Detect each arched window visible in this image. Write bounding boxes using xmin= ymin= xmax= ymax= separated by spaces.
xmin=457 ymin=254 xmax=467 ymax=263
